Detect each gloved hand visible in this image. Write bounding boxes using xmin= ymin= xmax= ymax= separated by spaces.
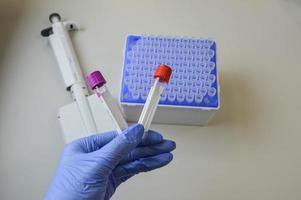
xmin=45 ymin=124 xmax=176 ymax=200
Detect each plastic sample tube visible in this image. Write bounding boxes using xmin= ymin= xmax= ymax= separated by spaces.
xmin=86 ymin=71 xmax=128 ymax=133
xmin=138 ymin=64 xmax=172 ymax=131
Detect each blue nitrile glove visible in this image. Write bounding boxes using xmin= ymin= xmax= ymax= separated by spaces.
xmin=45 ymin=124 xmax=176 ymax=200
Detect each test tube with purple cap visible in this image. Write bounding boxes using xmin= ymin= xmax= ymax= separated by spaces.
xmin=86 ymin=70 xmax=128 ymax=133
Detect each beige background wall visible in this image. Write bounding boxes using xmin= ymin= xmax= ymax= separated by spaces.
xmin=0 ymin=0 xmax=300 ymax=199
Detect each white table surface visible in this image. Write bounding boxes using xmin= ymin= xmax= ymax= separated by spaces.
xmin=0 ymin=0 xmax=301 ymax=199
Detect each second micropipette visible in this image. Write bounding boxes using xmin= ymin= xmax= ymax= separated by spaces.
xmin=138 ymin=64 xmax=172 ymax=131
xmin=86 ymin=70 xmax=128 ymax=133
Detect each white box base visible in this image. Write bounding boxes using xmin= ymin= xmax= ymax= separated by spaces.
xmin=121 ymin=103 xmax=218 ymax=126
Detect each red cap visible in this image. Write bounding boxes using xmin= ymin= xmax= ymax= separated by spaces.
xmin=154 ymin=64 xmax=172 ymax=83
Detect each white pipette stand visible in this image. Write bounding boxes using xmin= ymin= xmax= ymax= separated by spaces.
xmin=138 ymin=64 xmax=172 ymax=131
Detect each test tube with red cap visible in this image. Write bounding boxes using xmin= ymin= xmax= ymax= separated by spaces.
xmin=138 ymin=64 xmax=172 ymax=131
xmin=86 ymin=70 xmax=128 ymax=133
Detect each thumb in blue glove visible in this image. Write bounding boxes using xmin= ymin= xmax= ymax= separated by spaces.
xmin=45 ymin=124 xmax=176 ymax=200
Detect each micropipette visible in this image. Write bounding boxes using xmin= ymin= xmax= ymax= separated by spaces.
xmin=86 ymin=70 xmax=128 ymax=133
xmin=138 ymin=64 xmax=172 ymax=131
xmin=41 ymin=13 xmax=97 ymax=134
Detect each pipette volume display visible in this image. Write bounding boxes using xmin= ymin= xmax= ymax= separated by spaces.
xmin=138 ymin=64 xmax=172 ymax=131
xmin=86 ymin=70 xmax=128 ymax=133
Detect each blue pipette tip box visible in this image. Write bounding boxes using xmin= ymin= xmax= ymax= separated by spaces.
xmin=120 ymin=35 xmax=220 ymax=125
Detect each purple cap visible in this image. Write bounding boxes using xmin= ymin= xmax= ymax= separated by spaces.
xmin=86 ymin=70 xmax=106 ymax=90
